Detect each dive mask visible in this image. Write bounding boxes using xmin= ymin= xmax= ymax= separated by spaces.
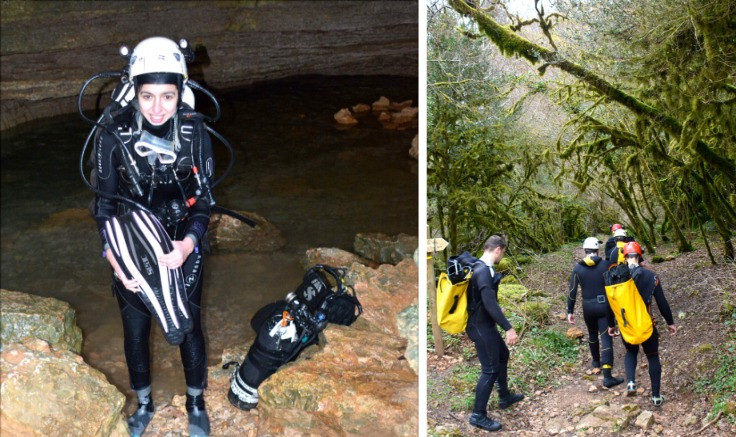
xmin=134 ymin=130 xmax=177 ymax=164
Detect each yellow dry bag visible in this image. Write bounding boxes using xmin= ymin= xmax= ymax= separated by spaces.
xmin=605 ymin=278 xmax=653 ymax=345
xmin=436 ymin=271 xmax=472 ymax=334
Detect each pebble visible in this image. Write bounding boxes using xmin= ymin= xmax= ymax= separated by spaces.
xmin=588 ymin=385 xmax=598 ymax=392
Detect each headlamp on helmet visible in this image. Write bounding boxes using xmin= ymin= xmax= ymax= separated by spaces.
xmin=128 ymin=37 xmax=188 ymax=90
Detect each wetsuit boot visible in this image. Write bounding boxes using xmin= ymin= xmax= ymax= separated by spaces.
xmin=602 ymin=366 xmax=624 ymax=388
xmin=186 ymin=388 xmax=210 ymax=437
xmin=496 ymin=366 xmax=525 ymax=409
xmin=469 ymin=413 xmax=502 ymax=432
xmin=128 ymin=386 xmax=155 ymax=437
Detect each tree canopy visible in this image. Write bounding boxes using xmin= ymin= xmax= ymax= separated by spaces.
xmin=430 ymin=0 xmax=735 ymax=262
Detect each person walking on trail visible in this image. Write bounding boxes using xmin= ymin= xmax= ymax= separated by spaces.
xmin=567 ymin=237 xmax=624 ymax=388
xmin=608 ymin=241 xmax=678 ymax=407
xmin=604 ymin=224 xmax=625 ymax=257
xmin=607 ymin=226 xmax=633 ymax=264
xmin=465 ymin=235 xmax=525 ymax=432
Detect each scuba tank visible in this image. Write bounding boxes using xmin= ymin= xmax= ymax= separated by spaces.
xmin=224 ymin=265 xmax=362 ymax=411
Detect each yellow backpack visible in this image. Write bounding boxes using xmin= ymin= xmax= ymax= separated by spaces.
xmin=604 ymin=266 xmax=653 ymax=345
xmin=436 ymin=271 xmax=472 ymax=334
xmin=616 ymin=240 xmax=626 ymax=264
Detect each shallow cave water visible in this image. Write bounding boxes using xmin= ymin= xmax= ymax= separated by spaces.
xmin=0 ymin=75 xmax=418 ymax=408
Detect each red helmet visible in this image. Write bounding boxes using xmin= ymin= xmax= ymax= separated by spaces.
xmin=623 ymin=241 xmax=643 ymax=257
xmin=611 ymin=223 xmax=623 ymax=232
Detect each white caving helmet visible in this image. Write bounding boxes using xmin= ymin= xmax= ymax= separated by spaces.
xmin=117 ymin=37 xmax=195 ymax=108
xmin=582 ymin=237 xmax=601 ymax=250
xmin=129 ymin=36 xmax=188 ymax=81
xmin=613 ymin=228 xmax=627 ymax=238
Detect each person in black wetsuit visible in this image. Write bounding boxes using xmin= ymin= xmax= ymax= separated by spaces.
xmin=92 ymin=37 xmax=212 ymax=437
xmin=607 ymin=241 xmax=677 ymax=407
xmin=465 ymin=235 xmax=524 ymax=432
xmin=567 ymin=237 xmax=624 ymax=388
xmin=604 ymin=223 xmax=624 ymax=257
xmin=607 ymin=226 xmax=635 ymax=264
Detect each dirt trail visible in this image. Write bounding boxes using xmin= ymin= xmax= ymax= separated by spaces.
xmin=428 ymin=243 xmax=736 ymax=436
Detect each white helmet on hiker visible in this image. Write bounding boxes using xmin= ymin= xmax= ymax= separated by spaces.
xmin=583 ymin=237 xmax=601 ymax=250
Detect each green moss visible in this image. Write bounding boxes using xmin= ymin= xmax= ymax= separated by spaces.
xmin=521 ymin=301 xmax=552 ymax=325
xmin=651 ymin=255 xmax=665 ymax=263
xmin=498 ymin=284 xmax=528 ymax=304
xmin=496 ymin=257 xmax=514 ymax=273
xmin=693 ymin=343 xmax=713 ymax=354
xmin=500 ymin=275 xmax=519 ymax=284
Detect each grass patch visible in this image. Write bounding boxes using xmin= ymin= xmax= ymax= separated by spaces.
xmin=510 ymin=327 xmax=579 ymax=391
xmin=693 ymin=341 xmax=736 ymax=422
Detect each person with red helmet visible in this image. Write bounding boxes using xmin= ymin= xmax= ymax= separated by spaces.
xmin=607 ymin=241 xmax=678 ymax=406
xmin=604 ymin=224 xmax=624 ymax=259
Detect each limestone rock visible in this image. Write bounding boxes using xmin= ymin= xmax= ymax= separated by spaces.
xmin=372 ymin=96 xmax=391 ymax=112
xmin=392 ymin=106 xmax=418 ymax=124
xmin=0 ymin=289 xmax=83 ymax=353
xmin=345 ymin=259 xmax=418 ymax=335
xmin=377 ymin=111 xmax=392 ymax=122
xmin=334 ymin=108 xmax=358 ymax=125
xmin=409 ymin=134 xmax=418 ymax=159
xmin=397 ymin=304 xmax=418 ymax=374
xmin=545 ymin=417 xmax=568 ymax=435
xmin=353 ymin=232 xmax=418 ymax=265
xmin=635 ymin=410 xmax=655 ymax=429
xmin=0 ymin=340 xmax=127 ymax=437
xmin=258 ymin=325 xmax=417 ymax=436
xmin=303 ymin=247 xmax=377 ymax=269
xmin=389 ymin=99 xmax=413 ymax=111
xmin=566 ymin=327 xmax=584 ymax=340
xmin=1 ymin=2 xmax=418 ymax=130
xmin=351 ymin=103 xmax=371 ymax=115
xmin=575 ymin=414 xmax=606 ymax=431
xmin=208 ymin=210 xmax=285 ymax=252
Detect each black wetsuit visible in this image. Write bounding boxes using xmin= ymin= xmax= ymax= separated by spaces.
xmin=466 ymin=260 xmax=513 ymax=416
xmin=604 ymin=237 xmax=617 ymax=259
xmin=94 ymin=106 xmax=213 ymax=390
xmin=567 ymin=256 xmax=614 ymax=367
xmin=607 ymin=265 xmax=674 ymax=397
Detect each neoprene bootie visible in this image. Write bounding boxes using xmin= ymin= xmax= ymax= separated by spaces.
xmin=128 ymin=394 xmax=155 ymax=437
xmin=186 ymin=393 xmax=210 ymax=437
xmin=469 ymin=413 xmax=502 ymax=432
xmin=602 ymin=368 xmax=624 ymax=388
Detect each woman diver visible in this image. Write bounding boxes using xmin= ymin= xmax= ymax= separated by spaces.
xmin=87 ymin=36 xmax=213 ymax=437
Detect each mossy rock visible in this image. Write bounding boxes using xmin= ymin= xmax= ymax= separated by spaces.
xmin=692 ymin=343 xmax=713 ymax=354
xmin=651 ymin=256 xmax=665 ymax=263
xmin=520 ymin=301 xmax=551 ymax=325
xmin=515 ymin=255 xmax=533 ymax=265
xmin=498 ymin=284 xmax=528 ymax=304
xmin=496 ymin=257 xmax=514 ymax=273
xmin=500 ymin=275 xmax=520 ymax=285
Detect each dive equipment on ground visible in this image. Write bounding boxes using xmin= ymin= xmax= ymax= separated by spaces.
xmin=105 ymin=209 xmax=194 ymax=345
xmin=224 ymin=264 xmax=361 ymax=411
xmin=436 ymin=251 xmax=482 ymax=334
xmin=294 ymin=264 xmax=362 ymax=326
xmin=603 ymin=264 xmax=653 ymax=345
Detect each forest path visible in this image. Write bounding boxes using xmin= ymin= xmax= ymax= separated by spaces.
xmin=428 ymin=243 xmax=736 ymax=436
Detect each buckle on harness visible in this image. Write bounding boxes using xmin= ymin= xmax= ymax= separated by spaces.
xmin=597 ymin=295 xmax=606 ymax=304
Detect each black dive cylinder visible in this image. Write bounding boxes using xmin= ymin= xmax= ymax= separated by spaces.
xmin=227 ymin=296 xmax=327 ymax=411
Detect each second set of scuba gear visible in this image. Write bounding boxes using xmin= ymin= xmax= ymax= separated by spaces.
xmin=224 ymin=265 xmax=363 ymax=411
